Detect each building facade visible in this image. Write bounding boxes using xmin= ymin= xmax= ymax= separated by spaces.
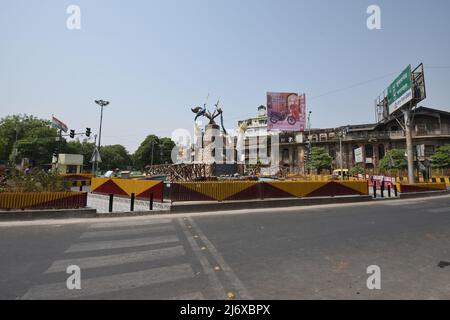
xmin=277 ymin=107 xmax=450 ymax=174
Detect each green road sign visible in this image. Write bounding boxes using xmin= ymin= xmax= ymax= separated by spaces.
xmin=387 ymin=65 xmax=413 ymax=115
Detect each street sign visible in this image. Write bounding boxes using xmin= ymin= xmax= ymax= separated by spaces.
xmin=90 ymin=148 xmax=102 ymax=163
xmin=354 ymin=147 xmax=363 ymax=163
xmin=387 ymin=65 xmax=413 ymax=115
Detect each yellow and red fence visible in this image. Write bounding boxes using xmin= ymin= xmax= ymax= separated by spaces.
xmin=397 ymin=183 xmax=447 ymax=194
xmin=0 ymin=192 xmax=87 ymax=210
xmin=170 ymin=181 xmax=369 ymax=203
xmin=91 ymin=178 xmax=164 ymax=202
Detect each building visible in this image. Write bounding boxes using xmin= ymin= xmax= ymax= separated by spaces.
xmin=238 ymin=105 xmax=268 ymax=137
xmin=52 ymin=154 xmax=84 ymax=174
xmin=277 ymin=106 xmax=450 ymax=174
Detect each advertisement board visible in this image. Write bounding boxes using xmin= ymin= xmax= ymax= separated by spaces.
xmin=354 ymin=147 xmax=363 ymax=163
xmin=267 ymin=92 xmax=306 ymax=132
xmin=387 ymin=65 xmax=413 ymax=115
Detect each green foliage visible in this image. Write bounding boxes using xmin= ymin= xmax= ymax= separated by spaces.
xmin=379 ymin=149 xmax=407 ymax=171
xmin=431 ymin=145 xmax=450 ymax=168
xmin=2 ymin=169 xmax=64 ymax=193
xmin=350 ymin=164 xmax=365 ymax=176
xmin=306 ymin=147 xmax=332 ymax=173
xmin=133 ymin=135 xmax=176 ymax=169
xmin=99 ymin=144 xmax=133 ymax=171
xmin=0 ymin=115 xmax=59 ymax=166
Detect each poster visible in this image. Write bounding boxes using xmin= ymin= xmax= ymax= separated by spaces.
xmin=267 ymin=92 xmax=306 ymax=132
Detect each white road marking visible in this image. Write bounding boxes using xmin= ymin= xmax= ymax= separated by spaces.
xmin=188 ymin=217 xmax=253 ymax=300
xmin=89 ymin=219 xmax=172 ymax=229
xmin=178 ymin=219 xmax=225 ymax=299
xmin=22 ymin=263 xmax=194 ymax=300
xmin=65 ymin=235 xmax=179 ymax=253
xmin=80 ymin=225 xmax=175 ymax=239
xmin=46 ymin=246 xmax=185 ymax=273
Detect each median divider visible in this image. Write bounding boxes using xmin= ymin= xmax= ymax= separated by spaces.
xmin=0 ymin=192 xmax=87 ymax=210
xmin=170 ymin=181 xmax=369 ymax=203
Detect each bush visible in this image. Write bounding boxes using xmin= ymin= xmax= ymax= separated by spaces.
xmin=2 ymin=169 xmax=64 ymax=193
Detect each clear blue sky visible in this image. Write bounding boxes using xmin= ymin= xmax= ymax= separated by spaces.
xmin=1 ymin=0 xmax=450 ymax=152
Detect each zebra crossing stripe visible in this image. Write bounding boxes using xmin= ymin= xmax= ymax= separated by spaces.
xmin=46 ymin=246 xmax=185 ymax=273
xmin=80 ymin=225 xmax=175 ymax=239
xmin=22 ymin=263 xmax=194 ymax=300
xmin=89 ymin=219 xmax=172 ymax=229
xmin=66 ymin=235 xmax=179 ymax=253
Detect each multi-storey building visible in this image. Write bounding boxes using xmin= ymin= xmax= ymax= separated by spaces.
xmin=277 ymin=106 xmax=450 ymax=174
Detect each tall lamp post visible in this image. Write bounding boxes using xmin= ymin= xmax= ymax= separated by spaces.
xmin=339 ymin=128 xmax=347 ymax=181
xmin=94 ymin=99 xmax=110 ymax=175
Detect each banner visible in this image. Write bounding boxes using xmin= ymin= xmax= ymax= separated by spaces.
xmin=51 ymin=116 xmax=68 ymax=133
xmin=267 ymin=92 xmax=306 ymax=132
xmin=388 ymin=65 xmax=413 ymax=115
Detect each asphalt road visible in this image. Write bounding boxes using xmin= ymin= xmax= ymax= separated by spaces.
xmin=0 ymin=195 xmax=449 ymax=300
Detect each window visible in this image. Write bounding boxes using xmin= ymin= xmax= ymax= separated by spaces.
xmin=378 ymin=144 xmax=385 ymax=159
xmin=365 ymin=144 xmax=374 ymax=158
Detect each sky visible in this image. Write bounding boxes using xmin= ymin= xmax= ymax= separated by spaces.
xmin=1 ymin=0 xmax=450 ymax=152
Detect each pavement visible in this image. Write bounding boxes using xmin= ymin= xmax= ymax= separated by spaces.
xmin=0 ymin=194 xmax=449 ymax=300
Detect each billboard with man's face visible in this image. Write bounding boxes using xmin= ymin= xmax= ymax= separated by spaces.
xmin=267 ymin=92 xmax=306 ymax=132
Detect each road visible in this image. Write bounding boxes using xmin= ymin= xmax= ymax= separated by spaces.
xmin=0 ymin=195 xmax=449 ymax=300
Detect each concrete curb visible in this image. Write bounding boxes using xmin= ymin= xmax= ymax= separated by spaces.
xmin=170 ymin=195 xmax=374 ymax=214
xmin=399 ymin=190 xmax=449 ymax=199
xmin=0 ymin=208 xmax=97 ymax=221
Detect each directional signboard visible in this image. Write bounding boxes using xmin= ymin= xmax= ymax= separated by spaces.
xmin=387 ymin=65 xmax=413 ymax=115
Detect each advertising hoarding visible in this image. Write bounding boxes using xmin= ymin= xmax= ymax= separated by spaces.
xmin=267 ymin=92 xmax=306 ymax=132
xmin=387 ymin=65 xmax=413 ymax=115
xmin=354 ymin=147 xmax=363 ymax=163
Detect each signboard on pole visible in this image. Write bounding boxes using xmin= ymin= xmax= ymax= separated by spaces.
xmin=267 ymin=92 xmax=306 ymax=132
xmin=51 ymin=116 xmax=68 ymax=133
xmin=387 ymin=65 xmax=413 ymax=115
xmin=354 ymin=147 xmax=363 ymax=163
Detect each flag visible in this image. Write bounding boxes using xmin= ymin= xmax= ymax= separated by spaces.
xmin=51 ymin=116 xmax=68 ymax=133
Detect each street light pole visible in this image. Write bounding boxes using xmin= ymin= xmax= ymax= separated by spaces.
xmin=150 ymin=141 xmax=155 ymax=167
xmin=94 ymin=100 xmax=110 ymax=175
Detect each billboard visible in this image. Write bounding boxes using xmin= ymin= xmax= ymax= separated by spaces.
xmin=387 ymin=65 xmax=413 ymax=115
xmin=267 ymin=92 xmax=306 ymax=132
xmin=354 ymin=147 xmax=363 ymax=163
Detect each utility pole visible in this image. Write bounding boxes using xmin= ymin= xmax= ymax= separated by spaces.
xmin=150 ymin=141 xmax=155 ymax=167
xmin=305 ymin=111 xmax=312 ymax=174
xmin=404 ymin=109 xmax=415 ymax=183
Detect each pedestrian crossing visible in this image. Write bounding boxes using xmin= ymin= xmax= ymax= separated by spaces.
xmin=21 ymin=218 xmax=205 ymax=300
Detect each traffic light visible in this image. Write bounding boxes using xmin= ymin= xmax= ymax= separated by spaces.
xmin=85 ymin=128 xmax=91 ymax=137
xmin=70 ymin=130 xmax=75 ymax=139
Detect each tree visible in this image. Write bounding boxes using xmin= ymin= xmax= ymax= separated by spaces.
xmin=379 ymin=149 xmax=407 ymax=171
xmin=306 ymin=147 xmax=332 ymax=173
xmin=431 ymin=145 xmax=450 ymax=168
xmin=350 ymin=164 xmax=365 ymax=176
xmin=99 ymin=145 xmax=132 ymax=171
xmin=0 ymin=115 xmax=59 ymax=167
xmin=133 ymin=135 xmax=176 ymax=169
